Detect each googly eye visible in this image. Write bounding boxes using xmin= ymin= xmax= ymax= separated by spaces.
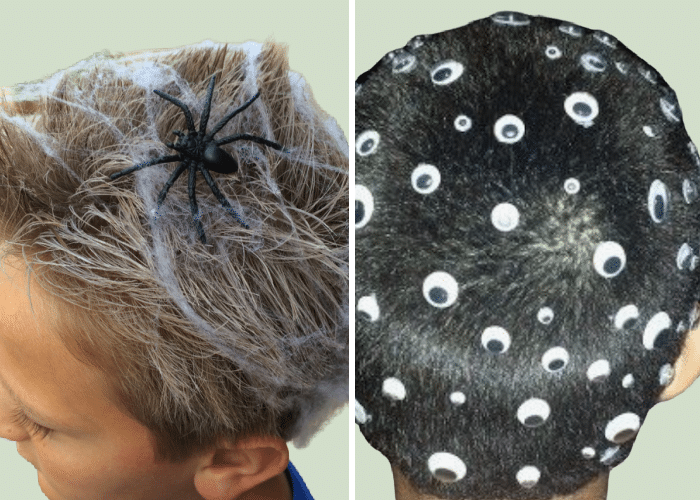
xmin=593 ymin=241 xmax=626 ymax=278
xmin=565 ymin=92 xmax=599 ymax=126
xmin=642 ymin=125 xmax=659 ymax=138
xmin=542 ymin=347 xmax=569 ymax=373
xmin=622 ymin=374 xmax=635 ymax=388
xmin=491 ymin=202 xmax=520 ymax=231
xmin=516 ymin=466 xmax=540 ymax=489
xmin=357 ymin=294 xmax=380 ymax=321
xmin=587 ymin=359 xmax=611 ymax=382
xmin=582 ymin=447 xmax=596 ymax=459
xmin=411 ymin=164 xmax=441 ymax=194
xmin=494 ymin=114 xmax=525 ymax=143
xmin=545 ymin=45 xmax=562 ymax=59
xmin=615 ymin=61 xmax=630 ymax=74
xmin=648 ymin=179 xmax=670 ymax=223
xmin=660 ymin=96 xmax=681 ymax=123
xmin=564 ymin=178 xmax=580 ymax=194
xmin=580 ymin=52 xmax=606 ymax=72
xmin=559 ymin=24 xmax=583 ymax=37
xmin=517 ymin=398 xmax=550 ymax=427
xmin=643 ymin=311 xmax=672 ymax=350
xmin=593 ymin=31 xmax=618 ymax=48
xmin=537 ymin=307 xmax=554 ymax=324
xmin=382 ymin=377 xmax=406 ymax=401
xmin=356 ymin=130 xmax=380 ymax=156
xmin=600 ymin=447 xmax=622 ymax=466
xmin=431 ymin=60 xmax=464 ymax=85
xmin=481 ymin=326 xmax=511 ymax=354
xmin=659 ymin=364 xmax=675 ymax=386
xmin=450 ymin=392 xmax=466 ymax=405
xmin=355 ymin=399 xmax=371 ymax=424
xmin=423 ymin=271 xmax=459 ymax=308
xmin=683 ymin=179 xmax=698 ymax=204
xmin=428 ymin=452 xmax=467 ymax=483
xmin=677 ymin=243 xmax=694 ymax=271
xmin=392 ymin=53 xmax=417 ymax=73
xmin=454 ymin=115 xmax=472 ymax=132
xmin=491 ymin=11 xmax=531 ymax=26
xmin=355 ymin=185 xmax=374 ymax=229
xmin=605 ymin=412 xmax=641 ymax=444
xmin=614 ymin=304 xmax=639 ymax=330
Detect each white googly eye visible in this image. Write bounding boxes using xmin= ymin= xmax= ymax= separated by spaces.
xmin=423 ymin=271 xmax=459 ymax=308
xmin=564 ymin=178 xmax=580 ymax=194
xmin=642 ymin=125 xmax=659 ymax=138
xmin=559 ymin=24 xmax=583 ymax=37
xmin=450 ymin=392 xmax=466 ymax=405
xmin=587 ymin=359 xmax=611 ymax=382
xmin=491 ymin=202 xmax=520 ymax=231
xmin=517 ymin=398 xmax=550 ymax=427
xmin=593 ymin=241 xmax=626 ymax=278
xmin=648 ymin=179 xmax=670 ymax=223
xmin=542 ymin=347 xmax=569 ymax=373
xmin=355 ymin=185 xmax=374 ymax=229
xmin=580 ymin=52 xmax=606 ymax=72
xmin=683 ymin=179 xmax=698 ymax=204
xmin=643 ymin=311 xmax=672 ymax=350
xmin=454 ymin=115 xmax=472 ymax=132
xmin=622 ymin=374 xmax=635 ymax=388
xmin=545 ymin=45 xmax=562 ymax=59
xmin=428 ymin=452 xmax=467 ymax=482
xmin=411 ymin=164 xmax=441 ymax=194
xmin=356 ymin=130 xmax=380 ymax=156
xmin=605 ymin=412 xmax=641 ymax=443
xmin=357 ymin=294 xmax=380 ymax=321
xmin=494 ymin=114 xmax=525 ymax=143
xmin=431 ymin=60 xmax=464 ymax=85
xmin=393 ymin=53 xmax=417 ymax=73
xmin=565 ymin=92 xmax=599 ymax=126
xmin=537 ymin=307 xmax=554 ymax=324
xmin=615 ymin=61 xmax=630 ymax=74
xmin=677 ymin=243 xmax=694 ymax=271
xmin=481 ymin=326 xmax=511 ymax=354
xmin=614 ymin=304 xmax=639 ymax=330
xmin=600 ymin=447 xmax=622 ymax=466
xmin=660 ymin=97 xmax=681 ymax=123
xmin=355 ymin=399 xmax=371 ymax=424
xmin=582 ymin=447 xmax=596 ymax=459
xmin=382 ymin=377 xmax=406 ymax=401
xmin=659 ymin=364 xmax=675 ymax=386
xmin=491 ymin=11 xmax=531 ymax=26
xmin=593 ymin=31 xmax=618 ymax=48
xmin=516 ymin=466 xmax=540 ymax=489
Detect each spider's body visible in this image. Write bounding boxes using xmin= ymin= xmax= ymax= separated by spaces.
xmin=110 ymin=75 xmax=284 ymax=244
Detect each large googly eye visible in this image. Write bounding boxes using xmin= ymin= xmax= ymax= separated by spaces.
xmin=392 ymin=53 xmax=417 ymax=73
xmin=587 ymin=359 xmax=611 ymax=382
xmin=614 ymin=304 xmax=639 ymax=330
xmin=516 ymin=466 xmax=541 ymax=489
xmin=542 ymin=347 xmax=569 ymax=373
xmin=481 ymin=326 xmax=511 ymax=354
xmin=545 ymin=45 xmax=562 ymax=60
xmin=580 ymin=52 xmax=606 ymax=72
xmin=643 ymin=311 xmax=672 ymax=350
xmin=355 ymin=399 xmax=371 ymax=424
xmin=494 ymin=114 xmax=525 ymax=143
xmin=355 ymin=185 xmax=374 ymax=229
xmin=423 ymin=272 xmax=459 ymax=308
xmin=593 ymin=241 xmax=626 ymax=278
xmin=357 ymin=294 xmax=380 ymax=321
xmin=428 ymin=452 xmax=467 ymax=483
xmin=382 ymin=377 xmax=406 ymax=401
xmin=517 ymin=398 xmax=550 ymax=427
xmin=648 ymin=179 xmax=670 ymax=223
xmin=454 ymin=115 xmax=472 ymax=132
xmin=411 ymin=164 xmax=441 ymax=194
xmin=605 ymin=412 xmax=641 ymax=444
xmin=491 ymin=202 xmax=520 ymax=231
xmin=431 ymin=60 xmax=464 ymax=85
xmin=356 ymin=130 xmax=380 ymax=156
xmin=565 ymin=92 xmax=599 ymax=126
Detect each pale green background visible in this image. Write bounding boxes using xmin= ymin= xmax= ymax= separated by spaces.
xmin=355 ymin=1 xmax=700 ymax=499
xmin=0 ymin=0 xmax=349 ymax=499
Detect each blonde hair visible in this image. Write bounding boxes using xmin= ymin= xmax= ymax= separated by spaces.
xmin=0 ymin=40 xmax=348 ymax=462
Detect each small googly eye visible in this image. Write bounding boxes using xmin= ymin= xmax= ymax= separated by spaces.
xmin=423 ymin=272 xmax=459 ymax=308
xmin=357 ymin=294 xmax=380 ymax=321
xmin=491 ymin=203 xmax=520 ymax=231
xmin=355 ymin=399 xmax=371 ymax=424
xmin=648 ymin=179 xmax=670 ymax=223
xmin=545 ymin=45 xmax=562 ymax=59
xmin=559 ymin=24 xmax=583 ymax=37
xmin=659 ymin=364 xmax=675 ymax=386
xmin=593 ymin=241 xmax=626 ymax=278
xmin=382 ymin=377 xmax=406 ymax=401
xmin=356 ymin=130 xmax=380 ymax=156
xmin=392 ymin=53 xmax=417 ymax=73
xmin=580 ymin=52 xmax=606 ymax=72
xmin=355 ymin=185 xmax=374 ymax=229
xmin=582 ymin=447 xmax=596 ymax=459
xmin=643 ymin=311 xmax=672 ymax=350
xmin=615 ymin=61 xmax=630 ymax=74
xmin=517 ymin=398 xmax=550 ymax=427
xmin=660 ymin=96 xmax=681 ymax=123
xmin=494 ymin=114 xmax=525 ymax=143
xmin=516 ymin=466 xmax=541 ymax=489
xmin=614 ymin=304 xmax=639 ymax=330
xmin=481 ymin=326 xmax=511 ymax=354
xmin=542 ymin=347 xmax=569 ymax=373
xmin=683 ymin=179 xmax=698 ymax=204
xmin=564 ymin=178 xmax=580 ymax=194
xmin=677 ymin=243 xmax=694 ymax=271
xmin=622 ymin=374 xmax=635 ymax=388
xmin=537 ymin=307 xmax=554 ymax=324
xmin=431 ymin=60 xmax=464 ymax=85
xmin=428 ymin=452 xmax=467 ymax=483
xmin=565 ymin=92 xmax=599 ymax=126
xmin=587 ymin=359 xmax=611 ymax=382
xmin=411 ymin=164 xmax=441 ymax=194
xmin=450 ymin=392 xmax=466 ymax=405
xmin=454 ymin=115 xmax=472 ymax=132
xmin=605 ymin=412 xmax=641 ymax=444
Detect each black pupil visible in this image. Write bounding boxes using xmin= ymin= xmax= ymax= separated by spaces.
xmin=417 ymin=174 xmax=432 ymax=189
xmin=396 ymin=59 xmax=409 ymax=70
xmin=429 ymin=287 xmax=448 ymax=304
xmin=503 ymin=124 xmax=518 ymax=137
xmin=654 ymin=195 xmax=665 ymax=220
xmin=573 ymin=102 xmax=592 ymax=116
xmin=604 ymin=257 xmax=621 ymax=274
xmin=524 ymin=415 xmax=543 ymax=427
xmin=487 ymin=339 xmax=504 ymax=353
xmin=653 ymin=329 xmax=672 ymax=350
xmin=591 ymin=57 xmax=604 ymax=69
xmin=434 ymin=68 xmax=452 ymax=81
xmin=614 ymin=429 xmax=636 ymax=443
xmin=549 ymin=359 xmax=565 ymax=371
xmin=360 ymin=138 xmax=374 ymax=153
xmin=622 ymin=318 xmax=637 ymax=330
xmin=434 ymin=469 xmax=457 ymax=482
xmin=355 ymin=200 xmax=365 ymax=224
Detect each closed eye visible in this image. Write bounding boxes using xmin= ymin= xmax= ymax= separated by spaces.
xmin=9 ymin=406 xmax=53 ymax=440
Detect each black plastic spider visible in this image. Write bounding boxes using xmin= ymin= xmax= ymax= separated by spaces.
xmin=110 ymin=75 xmax=284 ymax=244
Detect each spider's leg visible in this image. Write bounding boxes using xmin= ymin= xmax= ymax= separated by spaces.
xmin=205 ymin=91 xmax=261 ymax=140
xmin=110 ymin=154 xmax=181 ymax=180
xmin=153 ymin=89 xmax=197 ymax=135
xmin=215 ymin=133 xmax=283 ymax=151
xmin=187 ymin=161 xmax=207 ymax=245
xmin=198 ymin=75 xmax=217 ymax=140
xmin=197 ymin=163 xmax=250 ymax=230
xmin=156 ymin=162 xmax=188 ymax=207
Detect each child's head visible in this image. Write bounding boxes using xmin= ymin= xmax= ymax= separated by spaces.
xmin=355 ymin=11 xmax=700 ymax=500
xmin=0 ymin=40 xmax=348 ymax=499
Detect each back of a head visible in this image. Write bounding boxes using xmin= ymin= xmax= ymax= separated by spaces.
xmin=355 ymin=12 xmax=700 ymax=500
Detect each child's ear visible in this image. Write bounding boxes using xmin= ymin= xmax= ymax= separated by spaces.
xmin=658 ymin=305 xmax=700 ymax=403
xmin=193 ymin=434 xmax=290 ymax=500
